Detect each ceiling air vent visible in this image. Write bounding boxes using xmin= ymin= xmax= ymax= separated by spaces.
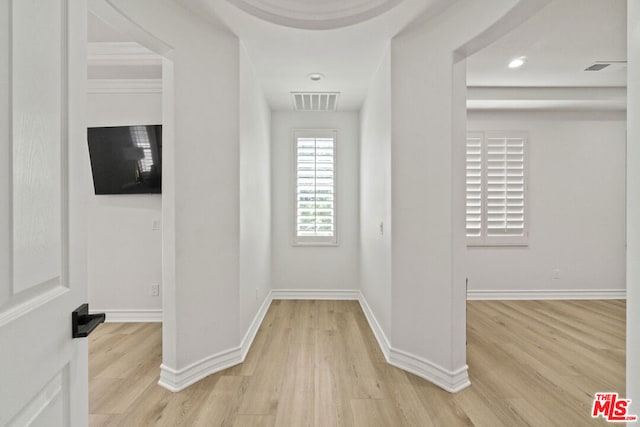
xmin=292 ymin=92 xmax=339 ymax=112
xmin=584 ymin=61 xmax=627 ymax=72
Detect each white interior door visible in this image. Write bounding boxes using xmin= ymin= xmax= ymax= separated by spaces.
xmin=0 ymin=0 xmax=90 ymax=425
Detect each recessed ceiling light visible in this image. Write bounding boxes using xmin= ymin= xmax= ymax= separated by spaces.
xmin=308 ymin=73 xmax=324 ymax=81
xmin=508 ymin=56 xmax=526 ymax=69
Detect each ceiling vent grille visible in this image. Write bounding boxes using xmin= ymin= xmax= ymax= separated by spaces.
xmin=585 ymin=61 xmax=627 ymax=72
xmin=292 ymin=92 xmax=339 ymax=112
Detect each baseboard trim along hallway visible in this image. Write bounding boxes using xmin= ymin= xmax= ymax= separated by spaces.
xmin=467 ymin=289 xmax=626 ymax=300
xmin=158 ymin=291 xmax=273 ymax=392
xmin=158 ymin=289 xmax=469 ymax=393
xmin=98 ymin=289 xmax=626 ymax=325
xmin=357 ymin=291 xmax=470 ymax=392
xmin=270 ymin=289 xmax=360 ymax=300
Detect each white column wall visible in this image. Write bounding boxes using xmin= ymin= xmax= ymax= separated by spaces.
xmin=389 ymin=0 xmax=548 ymax=388
xmin=391 ymin=35 xmax=463 ymax=373
xmin=109 ymin=0 xmax=241 ymax=372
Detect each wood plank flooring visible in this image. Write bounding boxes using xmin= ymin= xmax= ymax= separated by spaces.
xmin=89 ymin=299 xmax=625 ymax=426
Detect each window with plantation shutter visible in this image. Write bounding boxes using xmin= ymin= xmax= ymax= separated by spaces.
xmin=293 ymin=130 xmax=338 ymax=245
xmin=466 ymin=131 xmax=528 ymax=246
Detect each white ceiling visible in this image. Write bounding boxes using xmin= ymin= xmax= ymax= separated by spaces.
xmin=466 ymin=0 xmax=627 ymax=88
xmin=181 ymin=0 xmax=445 ymax=110
xmin=88 ymin=0 xmax=628 ymax=111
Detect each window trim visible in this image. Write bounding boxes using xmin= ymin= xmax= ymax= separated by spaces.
xmin=291 ymin=129 xmax=339 ymax=246
xmin=466 ymin=130 xmax=529 ymax=247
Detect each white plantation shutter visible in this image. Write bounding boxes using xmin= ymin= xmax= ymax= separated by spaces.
xmin=294 ymin=130 xmax=337 ymax=245
xmin=466 ymin=133 xmax=483 ymax=238
xmin=486 ymin=133 xmax=525 ymax=237
xmin=466 ymin=131 xmax=528 ymax=245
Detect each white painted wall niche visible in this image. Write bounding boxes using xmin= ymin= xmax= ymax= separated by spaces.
xmin=271 ymin=111 xmax=360 ymax=292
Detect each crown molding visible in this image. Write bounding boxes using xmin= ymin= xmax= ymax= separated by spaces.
xmin=88 ymin=41 xmax=162 ymax=67
xmin=87 ymin=78 xmax=162 ymax=94
xmin=467 ymin=86 xmax=627 ymax=111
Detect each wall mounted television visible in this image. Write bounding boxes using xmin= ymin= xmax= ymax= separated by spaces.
xmin=87 ymin=125 xmax=162 ymax=195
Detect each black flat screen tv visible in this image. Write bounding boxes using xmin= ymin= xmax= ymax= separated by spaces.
xmin=87 ymin=125 xmax=162 ymax=195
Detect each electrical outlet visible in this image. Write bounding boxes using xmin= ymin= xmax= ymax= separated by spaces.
xmin=552 ymin=269 xmax=560 ymax=280
xmin=151 ymin=283 xmax=160 ymax=296
xmin=380 ymin=221 xmax=384 ymax=236
xmin=152 ymin=219 xmax=161 ymax=231
xmin=255 ymin=288 xmax=259 ymax=300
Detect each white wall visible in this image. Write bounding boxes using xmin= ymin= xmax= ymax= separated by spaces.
xmin=627 ymin=0 xmax=639 ymax=412
xmin=271 ymin=111 xmax=360 ymax=290
xmin=360 ymin=48 xmax=392 ymax=337
xmin=239 ymin=44 xmax=271 ymax=334
xmin=87 ymin=90 xmax=162 ymax=313
xmin=387 ymin=0 xmax=547 ymax=390
xmin=390 ymin=7 xmax=468 ymax=381
xmin=466 ymin=110 xmax=626 ymax=295
xmin=109 ymin=0 xmax=241 ymax=374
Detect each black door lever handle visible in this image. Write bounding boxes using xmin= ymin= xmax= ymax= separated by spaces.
xmin=72 ymin=303 xmax=105 ymax=338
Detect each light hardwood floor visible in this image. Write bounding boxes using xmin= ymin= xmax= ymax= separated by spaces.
xmin=89 ymin=299 xmax=625 ymax=426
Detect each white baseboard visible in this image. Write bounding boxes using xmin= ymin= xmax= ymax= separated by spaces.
xmin=158 ymin=292 xmax=273 ymax=393
xmin=159 ymin=346 xmax=242 ymax=392
xmin=158 ymin=288 xmax=471 ymax=394
xmin=123 ymin=288 xmax=622 ymax=392
xmin=357 ymin=292 xmax=470 ymax=393
xmin=388 ymin=349 xmax=470 ymax=393
xmin=241 ymin=290 xmax=273 ymax=359
xmin=271 ymin=288 xmax=360 ymax=300
xmin=357 ymin=293 xmax=391 ymax=360
xmin=92 ymin=309 xmax=163 ymax=323
xmin=467 ymin=289 xmax=627 ymax=300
